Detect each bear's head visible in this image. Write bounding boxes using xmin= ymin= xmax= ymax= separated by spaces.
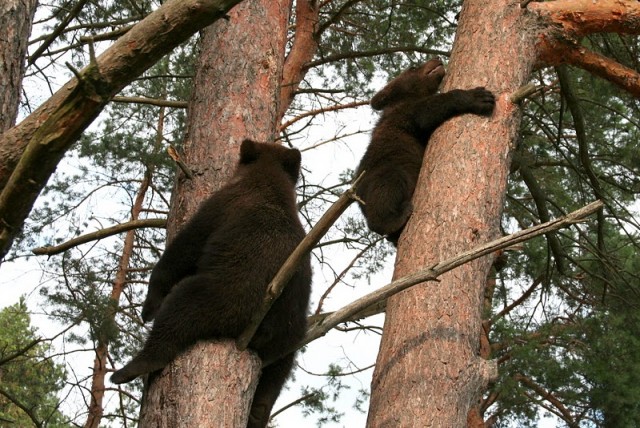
xmin=239 ymin=139 xmax=302 ymax=184
xmin=370 ymin=58 xmax=445 ymax=111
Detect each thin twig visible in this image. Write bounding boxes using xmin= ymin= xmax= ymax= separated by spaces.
xmin=300 ymin=200 xmax=603 ymax=353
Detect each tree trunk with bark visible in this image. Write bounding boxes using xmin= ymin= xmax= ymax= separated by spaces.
xmin=0 ymin=0 xmax=37 ymax=132
xmin=367 ymin=0 xmax=640 ymax=426
xmin=139 ymin=0 xmax=291 ymax=426
xmin=367 ymin=1 xmax=539 ymax=425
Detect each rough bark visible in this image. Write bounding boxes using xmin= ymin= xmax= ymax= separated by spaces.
xmin=367 ymin=0 xmax=539 ymax=425
xmin=140 ymin=0 xmax=292 ymax=425
xmin=0 ymin=0 xmax=37 ymax=132
xmin=139 ymin=342 xmax=261 ymax=427
xmin=277 ymin=0 xmax=319 ymax=123
xmin=0 ymin=0 xmax=245 ymax=262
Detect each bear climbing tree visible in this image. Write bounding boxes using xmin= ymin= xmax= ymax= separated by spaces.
xmin=355 ymin=58 xmax=495 ymax=245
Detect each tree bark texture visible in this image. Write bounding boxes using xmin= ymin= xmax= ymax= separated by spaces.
xmin=0 ymin=0 xmax=245 ymax=262
xmin=367 ymin=1 xmax=539 ymax=426
xmin=140 ymin=0 xmax=292 ymax=425
xmin=139 ymin=342 xmax=261 ymax=427
xmin=0 ymin=0 xmax=37 ymax=132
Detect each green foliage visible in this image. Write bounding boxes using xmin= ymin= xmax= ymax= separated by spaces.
xmin=0 ymin=299 xmax=67 ymax=427
xmin=491 ymin=40 xmax=640 ymax=424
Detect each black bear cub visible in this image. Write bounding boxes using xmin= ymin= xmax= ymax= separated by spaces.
xmin=111 ymin=139 xmax=312 ymax=428
xmin=356 ymin=58 xmax=496 ymax=244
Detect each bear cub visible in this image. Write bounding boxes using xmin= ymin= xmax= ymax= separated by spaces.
xmin=111 ymin=139 xmax=312 ymax=428
xmin=356 ymin=58 xmax=496 ymax=244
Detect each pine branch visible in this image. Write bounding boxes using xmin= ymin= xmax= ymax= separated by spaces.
xmin=0 ymin=386 xmax=43 ymax=428
xmin=31 ymin=218 xmax=166 ymax=256
xmin=541 ymin=40 xmax=640 ymax=98
xmin=28 ymin=0 xmax=91 ymax=66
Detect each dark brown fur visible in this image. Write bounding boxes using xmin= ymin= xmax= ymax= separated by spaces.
xmin=356 ymin=58 xmax=496 ymax=244
xmin=111 ymin=140 xmax=312 ymax=428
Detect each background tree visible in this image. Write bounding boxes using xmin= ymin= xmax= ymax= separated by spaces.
xmin=0 ymin=298 xmax=67 ymax=427
xmin=0 ymin=0 xmax=638 ymax=427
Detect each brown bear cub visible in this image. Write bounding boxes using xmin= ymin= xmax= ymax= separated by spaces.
xmin=356 ymin=58 xmax=496 ymax=244
xmin=111 ymin=139 xmax=312 ymax=428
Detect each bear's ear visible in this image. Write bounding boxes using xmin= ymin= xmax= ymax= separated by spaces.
xmin=281 ymin=148 xmax=301 ymax=181
xmin=370 ymin=86 xmax=394 ymax=110
xmin=240 ymin=139 xmax=260 ymax=164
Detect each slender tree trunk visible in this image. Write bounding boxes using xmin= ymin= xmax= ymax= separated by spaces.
xmin=367 ymin=1 xmax=539 ymax=425
xmin=0 ymin=0 xmax=37 ymax=132
xmin=139 ymin=0 xmax=292 ymax=425
xmin=85 ymin=95 xmax=167 ymax=427
xmin=85 ymin=170 xmax=152 ymax=428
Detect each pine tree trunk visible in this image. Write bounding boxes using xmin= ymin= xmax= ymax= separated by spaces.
xmin=0 ymin=0 xmax=36 ymax=132
xmin=366 ymin=1 xmax=539 ymax=425
xmin=139 ymin=0 xmax=291 ymax=425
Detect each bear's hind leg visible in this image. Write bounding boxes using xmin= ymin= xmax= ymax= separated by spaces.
xmin=359 ymin=167 xmax=414 ymax=241
xmin=247 ymin=353 xmax=295 ymax=428
xmin=112 ymin=273 xmax=239 ymax=384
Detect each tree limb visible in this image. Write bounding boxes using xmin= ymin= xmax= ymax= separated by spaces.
xmin=31 ymin=218 xmax=166 ymax=256
xmin=0 ymin=386 xmax=43 ymax=428
xmin=112 ymin=96 xmax=187 ymax=108
xmin=539 ymin=39 xmax=640 ymax=98
xmin=279 ymin=100 xmax=369 ymax=132
xmin=531 ymin=0 xmax=640 ymax=97
xmin=299 ymin=200 xmax=603 ymax=355
xmin=0 ymin=338 xmax=41 ymax=366
xmin=529 ymin=0 xmax=640 ymax=37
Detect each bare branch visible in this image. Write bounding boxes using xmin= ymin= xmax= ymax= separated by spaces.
xmin=167 ymin=145 xmax=194 ymax=179
xmin=112 ymin=96 xmax=187 ymax=108
xmin=279 ymin=100 xmax=369 ymax=132
xmin=0 ymin=338 xmax=42 ymax=366
xmin=31 ymin=218 xmax=166 ymax=256
xmin=300 ymin=200 xmax=603 ymax=353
